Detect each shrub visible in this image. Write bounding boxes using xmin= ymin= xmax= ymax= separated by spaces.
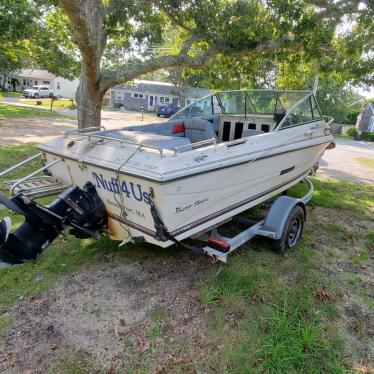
xmin=361 ymin=132 xmax=374 ymax=141
xmin=346 ymin=127 xmax=358 ymax=138
xmin=113 ymin=102 xmax=123 ymax=109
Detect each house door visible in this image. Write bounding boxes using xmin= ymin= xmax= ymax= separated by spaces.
xmin=148 ymin=95 xmax=154 ymax=110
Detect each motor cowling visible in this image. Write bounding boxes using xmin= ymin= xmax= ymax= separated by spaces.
xmin=0 ymin=182 xmax=107 ymax=264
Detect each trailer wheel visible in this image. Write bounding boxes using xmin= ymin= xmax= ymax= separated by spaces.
xmin=273 ymin=205 xmax=304 ymax=253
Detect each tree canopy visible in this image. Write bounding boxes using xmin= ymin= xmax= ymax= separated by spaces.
xmin=1 ymin=0 xmax=373 ymax=127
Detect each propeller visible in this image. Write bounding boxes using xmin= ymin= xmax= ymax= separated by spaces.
xmin=0 ymin=217 xmax=11 ymax=246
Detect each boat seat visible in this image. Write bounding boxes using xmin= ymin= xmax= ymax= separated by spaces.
xmin=183 ymin=118 xmax=217 ymax=143
xmin=97 ymin=130 xmax=191 ymax=150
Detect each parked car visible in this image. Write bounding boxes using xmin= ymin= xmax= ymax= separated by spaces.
xmin=156 ymin=103 xmax=181 ymax=118
xmin=23 ymin=85 xmax=53 ymax=99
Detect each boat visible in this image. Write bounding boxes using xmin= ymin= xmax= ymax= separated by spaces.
xmin=0 ymin=89 xmax=335 ymax=263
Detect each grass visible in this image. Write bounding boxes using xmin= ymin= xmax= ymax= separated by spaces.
xmin=20 ymin=98 xmax=76 ymax=109
xmin=367 ymin=231 xmax=374 ymax=248
xmin=200 ymin=243 xmax=348 ymax=373
xmin=356 ymin=157 xmax=374 ymax=170
xmin=288 ymin=178 xmax=374 ymax=215
xmin=351 ymin=250 xmax=369 ymax=265
xmin=333 ymin=133 xmax=354 ymax=141
xmin=0 ymin=314 xmax=13 ymax=348
xmin=0 ymin=103 xmax=68 ymax=119
xmin=47 ymin=349 xmax=99 ymax=374
xmin=0 ymin=90 xmax=22 ymax=100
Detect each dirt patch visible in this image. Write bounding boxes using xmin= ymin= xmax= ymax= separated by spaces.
xmin=0 ymin=117 xmax=76 ymax=145
xmin=0 ymin=253 xmax=211 ymax=373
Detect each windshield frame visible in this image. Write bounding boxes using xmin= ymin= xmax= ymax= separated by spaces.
xmin=171 ymin=89 xmax=313 ymax=119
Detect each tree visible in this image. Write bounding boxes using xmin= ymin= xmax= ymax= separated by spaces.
xmin=54 ymin=0 xmax=372 ymax=128
xmin=0 ymin=1 xmax=37 ymax=89
xmin=0 ymin=1 xmax=79 ymax=90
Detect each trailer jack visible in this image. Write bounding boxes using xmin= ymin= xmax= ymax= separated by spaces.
xmin=0 ymin=182 xmax=107 ymax=264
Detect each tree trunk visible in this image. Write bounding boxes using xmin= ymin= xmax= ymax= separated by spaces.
xmin=60 ymin=0 xmax=106 ymax=129
xmin=76 ymin=73 xmax=103 ymax=129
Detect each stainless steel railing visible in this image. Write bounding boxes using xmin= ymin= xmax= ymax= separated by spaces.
xmin=64 ymin=128 xmax=217 ymax=155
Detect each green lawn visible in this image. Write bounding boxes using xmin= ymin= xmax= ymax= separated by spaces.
xmin=0 ymin=144 xmax=373 ymax=372
xmin=20 ymin=98 xmax=76 ymax=109
xmin=333 ymin=134 xmax=354 ymax=141
xmin=0 ymin=103 xmax=68 ymax=119
xmin=0 ymin=91 xmax=22 ymax=100
xmin=356 ymin=156 xmax=374 ymax=170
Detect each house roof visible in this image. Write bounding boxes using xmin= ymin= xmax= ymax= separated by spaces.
xmin=112 ymin=80 xmax=211 ymax=98
xmin=15 ymin=69 xmax=56 ymax=80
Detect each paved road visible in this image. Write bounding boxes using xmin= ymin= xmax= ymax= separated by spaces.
xmin=319 ymin=138 xmax=374 ymax=184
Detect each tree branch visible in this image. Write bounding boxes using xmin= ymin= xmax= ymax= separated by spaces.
xmin=99 ymin=39 xmax=284 ymax=93
xmin=310 ymin=0 xmax=365 ymax=21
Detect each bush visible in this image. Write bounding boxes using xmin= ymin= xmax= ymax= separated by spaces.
xmin=113 ymin=102 xmax=123 ymax=109
xmin=346 ymin=127 xmax=358 ymax=138
xmin=361 ymin=132 xmax=374 ymax=142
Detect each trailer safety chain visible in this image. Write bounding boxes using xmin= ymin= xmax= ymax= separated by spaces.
xmin=149 ymin=199 xmax=205 ymax=255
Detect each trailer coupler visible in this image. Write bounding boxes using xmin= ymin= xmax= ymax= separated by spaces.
xmin=0 ymin=182 xmax=107 ymax=264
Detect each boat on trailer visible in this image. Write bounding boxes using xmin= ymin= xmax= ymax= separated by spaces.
xmin=0 ymin=89 xmax=335 ymax=264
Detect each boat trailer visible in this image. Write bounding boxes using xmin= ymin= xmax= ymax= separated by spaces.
xmin=190 ymin=178 xmax=313 ymax=263
xmin=0 ymin=153 xmax=313 ymax=264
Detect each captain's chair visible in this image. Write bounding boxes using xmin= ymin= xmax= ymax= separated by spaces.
xmin=183 ymin=118 xmax=217 ymax=143
xmin=274 ymin=108 xmax=286 ymax=126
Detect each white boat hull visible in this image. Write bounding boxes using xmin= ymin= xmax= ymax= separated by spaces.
xmin=43 ymin=137 xmax=330 ymax=247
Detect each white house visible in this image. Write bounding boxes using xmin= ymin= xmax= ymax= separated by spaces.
xmin=110 ymin=79 xmax=211 ymax=111
xmin=0 ymin=69 xmax=79 ymax=99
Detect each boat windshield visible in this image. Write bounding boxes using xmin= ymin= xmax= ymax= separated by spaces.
xmin=173 ymin=90 xmax=311 ymax=118
xmin=217 ymin=91 xmax=308 ymax=115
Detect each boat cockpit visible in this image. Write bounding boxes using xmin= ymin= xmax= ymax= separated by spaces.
xmin=95 ymin=90 xmax=325 ymax=152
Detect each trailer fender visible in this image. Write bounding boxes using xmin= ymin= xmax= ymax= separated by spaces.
xmin=262 ymin=196 xmax=306 ymax=240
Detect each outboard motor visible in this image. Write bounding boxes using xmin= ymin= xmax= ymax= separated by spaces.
xmin=0 ymin=182 xmax=107 ymax=264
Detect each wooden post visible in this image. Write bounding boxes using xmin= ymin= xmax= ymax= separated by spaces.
xmin=50 ymin=97 xmax=55 ymax=111
xmin=140 ymin=105 xmax=144 ymax=121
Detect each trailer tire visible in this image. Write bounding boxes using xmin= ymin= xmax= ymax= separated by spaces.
xmin=273 ymin=205 xmax=304 ymax=253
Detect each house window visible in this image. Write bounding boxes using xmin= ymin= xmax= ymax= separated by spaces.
xmin=133 ymin=93 xmax=143 ymax=98
xmin=165 ymin=97 xmax=170 ymax=103
xmin=160 ymin=96 xmax=164 ymax=103
xmin=35 ymin=80 xmax=38 ymax=85
xmin=43 ymin=80 xmax=50 ymax=84
xmin=23 ymin=79 xmax=26 ymax=85
xmin=57 ymin=82 xmax=61 ymax=90
xmin=116 ymin=91 xmax=123 ymax=100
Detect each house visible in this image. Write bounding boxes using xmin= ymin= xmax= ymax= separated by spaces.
xmin=356 ymin=102 xmax=374 ymax=133
xmin=0 ymin=69 xmax=79 ymax=99
xmin=110 ymin=80 xmax=211 ymax=111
